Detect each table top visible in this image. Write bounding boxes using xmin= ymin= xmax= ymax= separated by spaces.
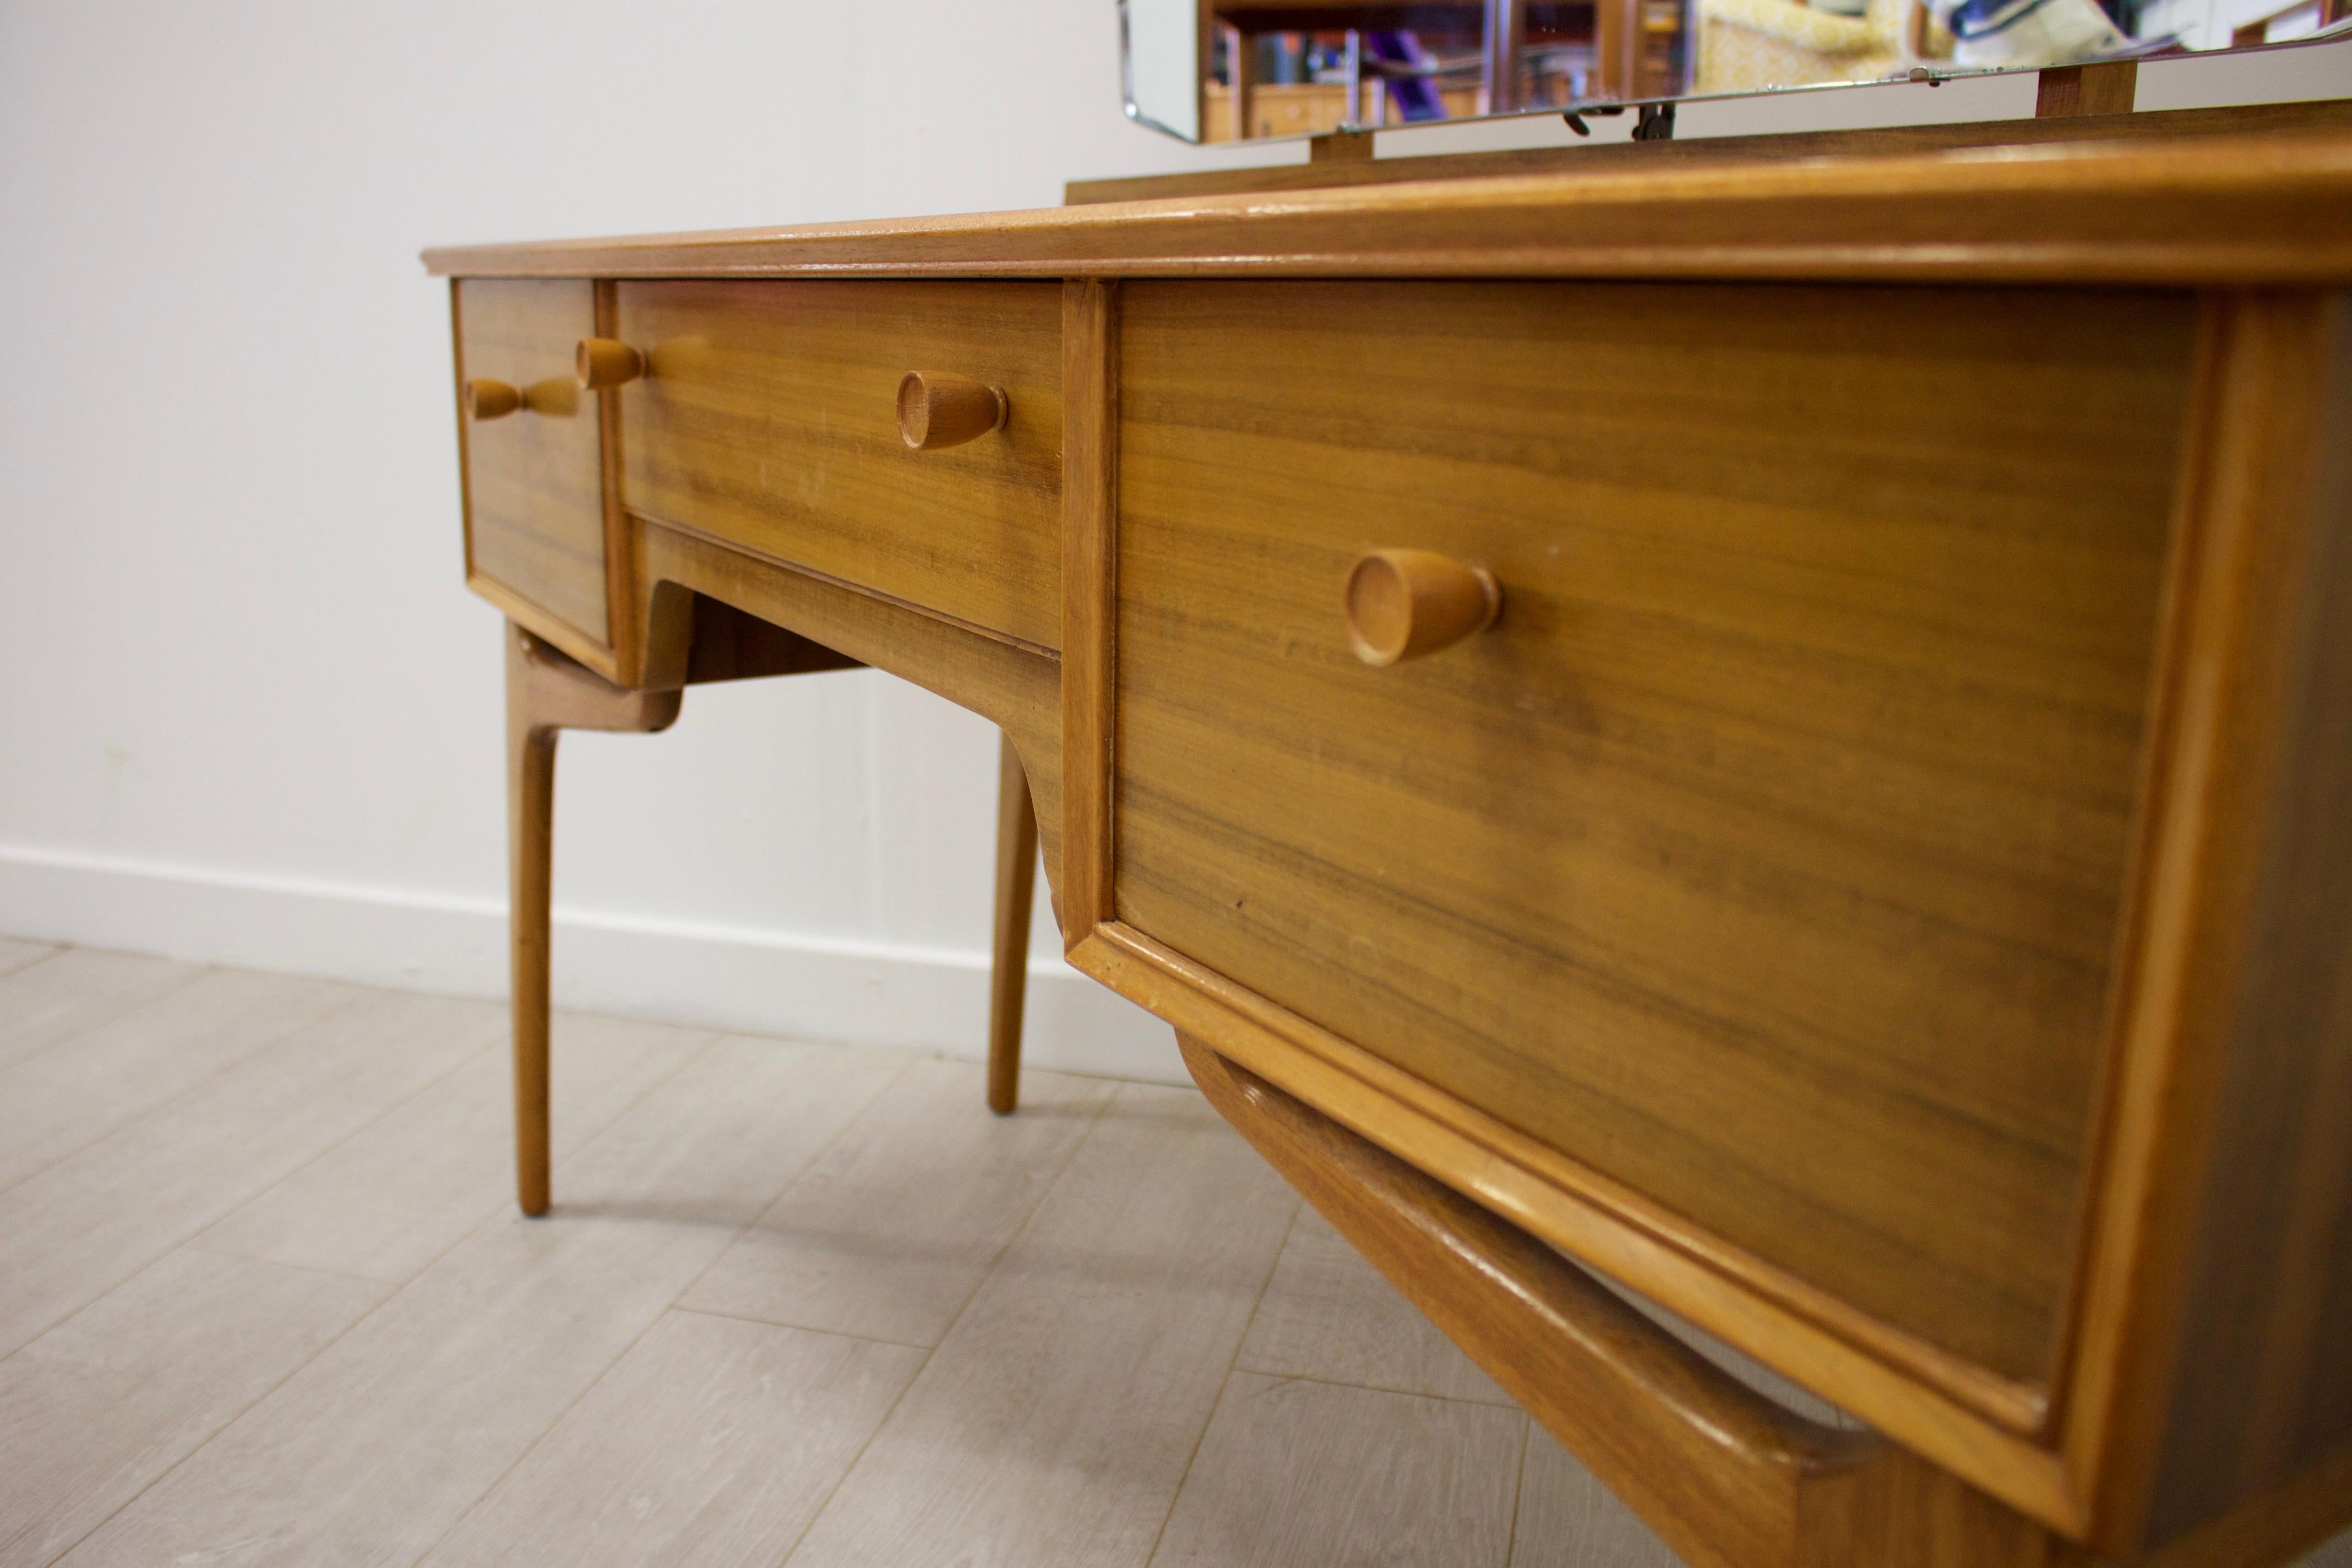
xmin=422 ymin=126 xmax=2352 ymax=287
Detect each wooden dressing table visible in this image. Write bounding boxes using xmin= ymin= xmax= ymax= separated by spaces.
xmin=426 ymin=102 xmax=2352 ymax=1567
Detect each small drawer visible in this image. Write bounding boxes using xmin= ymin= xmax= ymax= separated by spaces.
xmin=1112 ymin=279 xmax=2198 ymax=1395
xmin=454 ymin=279 xmax=608 ymax=649
xmin=614 ymin=280 xmax=1062 ymax=651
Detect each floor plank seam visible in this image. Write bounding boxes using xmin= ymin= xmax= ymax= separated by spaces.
xmin=658 ymin=1047 xmax=922 ymax=1313
xmin=23 ymin=1244 xmax=403 ymax=1568
xmin=400 ymin=1043 xmax=912 ymax=1568
xmin=263 ymin=1023 xmax=729 ymax=1296
xmin=772 ymin=1074 xmax=1125 ymax=1568
xmin=1140 ymin=1195 xmax=1306 ymax=1568
xmin=1227 ymin=1361 xmax=1528 ymax=1413
xmin=0 ymin=941 xmax=67 ymax=981
xmin=398 ymin=1295 xmax=695 ymax=1568
xmin=0 ymin=986 xmax=378 ymax=1205
xmin=900 ymin=1071 xmax=1125 ymax=1350
xmin=394 ymin=1031 xmax=858 ymax=1568
xmin=410 ymin=1023 xmax=732 ymax=1273
xmin=0 ymin=1011 xmax=508 ymax=1363
xmin=1502 ymin=1406 xmax=1535 ymax=1567
xmin=1 ymin=952 xmax=216 ymax=1064
xmin=665 ymin=1300 xmax=933 ymax=1351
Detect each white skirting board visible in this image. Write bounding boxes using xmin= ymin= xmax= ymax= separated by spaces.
xmin=0 ymin=842 xmax=1186 ymax=1086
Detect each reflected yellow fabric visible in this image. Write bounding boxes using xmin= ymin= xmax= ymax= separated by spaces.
xmin=1696 ymin=0 xmax=1915 ymax=90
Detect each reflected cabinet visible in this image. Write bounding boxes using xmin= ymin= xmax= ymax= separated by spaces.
xmin=1120 ymin=0 xmax=2352 ymax=141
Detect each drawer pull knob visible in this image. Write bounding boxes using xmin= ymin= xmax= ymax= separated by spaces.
xmin=898 ymin=372 xmax=1008 ymax=450
xmin=464 ymin=379 xmax=522 ymax=421
xmin=575 ymin=338 xmax=645 ymax=390
xmin=1344 ymin=549 xmax=1502 ymax=666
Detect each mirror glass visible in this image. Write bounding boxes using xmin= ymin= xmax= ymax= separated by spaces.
xmin=1121 ymin=0 xmax=2345 ymax=143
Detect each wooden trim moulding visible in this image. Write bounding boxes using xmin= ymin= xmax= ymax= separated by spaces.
xmin=622 ymin=507 xmax=1059 ymax=665
xmin=422 ymin=133 xmax=2352 ymax=287
xmin=591 ymin=279 xmax=643 ymax=684
xmin=451 ymin=280 xmax=478 ymax=588
xmin=2051 ymin=291 xmax=2352 ymax=1553
xmin=467 ymin=571 xmax=620 ymax=684
xmin=1060 ymin=279 xmax=1120 ymax=945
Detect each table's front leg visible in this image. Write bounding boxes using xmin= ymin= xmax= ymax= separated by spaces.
xmin=988 ymin=734 xmax=1039 ymax=1116
xmin=503 ymin=622 xmax=682 ymax=1216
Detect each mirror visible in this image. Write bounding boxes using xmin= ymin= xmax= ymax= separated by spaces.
xmin=1120 ymin=0 xmax=2348 ymax=143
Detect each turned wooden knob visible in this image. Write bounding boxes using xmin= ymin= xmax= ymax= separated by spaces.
xmin=575 ymin=338 xmax=645 ymax=390
xmin=1344 ymin=549 xmax=1503 ymax=666
xmin=465 ymin=379 xmax=521 ymax=420
xmin=898 ymin=372 xmax=1008 ymax=450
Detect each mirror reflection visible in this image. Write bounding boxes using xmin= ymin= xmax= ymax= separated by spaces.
xmin=1121 ymin=0 xmax=2348 ymax=142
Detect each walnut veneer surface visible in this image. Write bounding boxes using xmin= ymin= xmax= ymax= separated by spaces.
xmin=426 ymin=118 xmax=2352 ymax=1567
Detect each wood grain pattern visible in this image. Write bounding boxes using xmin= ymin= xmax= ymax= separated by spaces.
xmin=2136 ymin=1443 xmax=2352 ymax=1568
xmin=422 ymin=133 xmax=2352 ymax=287
xmin=2035 ymin=63 xmax=2137 ymax=119
xmin=1060 ymin=279 xmax=1118 ymax=944
xmin=616 ymin=280 xmax=1062 ymax=651
xmin=1114 ymin=278 xmax=2192 ymax=1391
xmin=1061 ymin=101 xmax=2352 ymax=205
xmin=2115 ymin=295 xmax=2352 ymax=1551
xmin=682 ymin=1057 xmax=1115 ymax=1348
xmin=458 ymin=280 xmax=609 ymax=645
xmin=1150 ymin=1371 xmax=1525 ymax=1567
xmin=678 ymin=594 xmax=864 ymax=687
xmin=0 ymin=1250 xmax=389 ymax=1568
xmin=416 ymin=1310 xmax=924 ymax=1568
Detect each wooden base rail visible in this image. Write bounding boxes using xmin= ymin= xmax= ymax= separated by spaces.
xmin=1177 ymin=1035 xmax=2071 ymax=1568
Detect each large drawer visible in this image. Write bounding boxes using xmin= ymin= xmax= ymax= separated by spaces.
xmin=454 ymin=279 xmax=609 ymax=650
xmin=1112 ymin=279 xmax=2197 ymax=1393
xmin=614 ymin=280 xmax=1063 ymax=651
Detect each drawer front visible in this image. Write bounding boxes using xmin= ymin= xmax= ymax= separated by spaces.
xmin=1113 ymin=279 xmax=2197 ymax=1390
xmin=616 ymin=280 xmax=1062 ymax=650
xmin=456 ymin=279 xmax=608 ymax=645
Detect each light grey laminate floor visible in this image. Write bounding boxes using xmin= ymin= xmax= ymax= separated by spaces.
xmin=0 ymin=939 xmax=2345 ymax=1568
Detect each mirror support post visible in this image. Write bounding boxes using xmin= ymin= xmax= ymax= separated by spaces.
xmin=1484 ymin=0 xmax=1527 ymax=112
xmin=2036 ymin=61 xmax=2138 ymax=116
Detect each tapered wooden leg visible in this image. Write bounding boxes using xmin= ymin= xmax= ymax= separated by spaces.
xmin=507 ymin=687 xmax=558 ymax=1218
xmin=987 ymin=731 xmax=1039 ymax=1114
xmin=502 ymin=623 xmax=682 ymax=1216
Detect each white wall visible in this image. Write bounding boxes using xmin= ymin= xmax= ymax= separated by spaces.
xmin=0 ymin=4 xmax=2343 ymax=1081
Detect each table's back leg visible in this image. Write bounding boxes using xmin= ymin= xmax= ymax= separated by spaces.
xmin=502 ymin=622 xmax=682 ymax=1216
xmin=987 ymin=731 xmax=1039 ymax=1114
